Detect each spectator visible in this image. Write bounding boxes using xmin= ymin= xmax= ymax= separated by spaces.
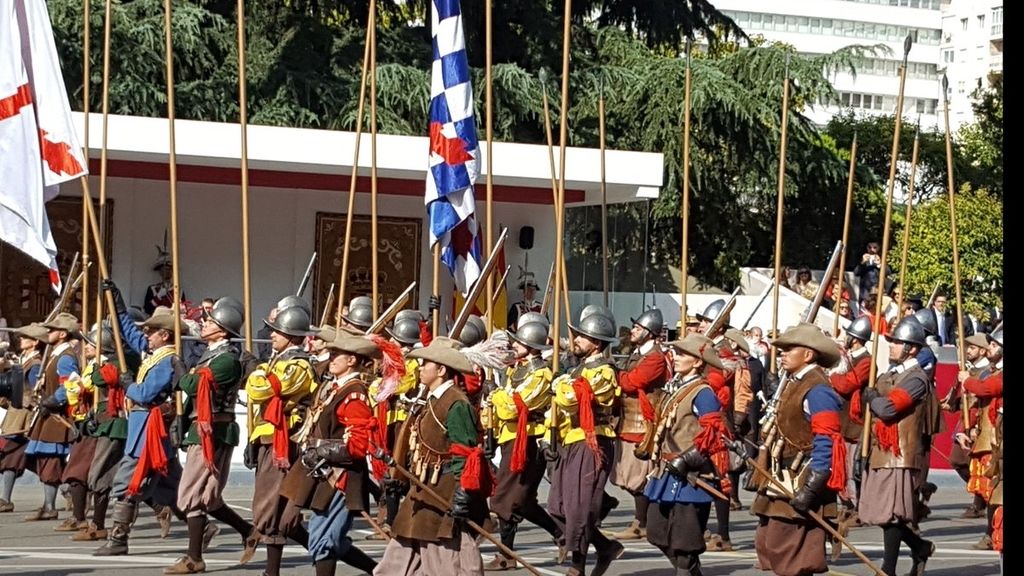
xmin=745 ymin=326 xmax=770 ymax=366
xmin=836 ymin=298 xmax=854 ymax=322
xmin=821 ymin=270 xmax=851 ymax=311
xmin=200 ymin=298 xmax=216 ymax=317
xmin=930 ymin=293 xmax=952 ymax=345
xmin=860 ymin=290 xmax=889 ymax=336
xmin=793 ymin=267 xmax=819 ymax=300
xmin=853 ymin=242 xmax=890 ymax=302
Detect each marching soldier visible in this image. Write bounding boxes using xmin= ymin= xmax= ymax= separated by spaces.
xmin=0 ymin=324 xmax=47 ymax=513
xmin=55 ymin=331 xmax=102 ymax=533
xmin=94 ymin=283 xmax=187 ymax=556
xmin=282 ymin=334 xmax=387 ymax=576
xmin=643 ymin=333 xmax=730 ymax=576
xmin=751 ymin=323 xmax=844 ymax=576
xmin=858 ymin=317 xmax=935 ymax=576
xmin=341 ymin=296 xmax=374 ymax=333
xmin=942 ymin=333 xmax=988 ymax=518
xmin=242 ymin=302 xmax=318 ymax=574
xmin=958 ymin=326 xmax=1003 ymax=552
xmin=165 ymin=298 xmax=254 ymax=573
xmin=483 ymin=320 xmax=563 ymax=571
xmin=722 ymin=328 xmax=754 ymax=511
xmin=827 ymin=315 xmax=873 ymax=526
xmin=547 ymin=305 xmax=624 ymax=576
xmin=311 ymin=325 xmax=339 ymax=382
xmin=507 ymin=271 xmax=542 ymax=331
xmin=610 ymin=308 xmax=670 ymax=541
xmin=374 ymin=337 xmax=491 ymax=575
xmin=24 ymin=312 xmax=81 ymax=522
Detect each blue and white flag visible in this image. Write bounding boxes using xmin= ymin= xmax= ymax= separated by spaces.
xmin=425 ymin=0 xmax=481 ymax=296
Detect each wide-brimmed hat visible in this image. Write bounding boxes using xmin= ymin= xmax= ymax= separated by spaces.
xmin=142 ymin=306 xmax=177 ymax=332
xmin=40 ymin=312 xmax=79 ymax=334
xmin=15 ymin=323 xmax=49 ymax=342
xmin=667 ymin=333 xmax=723 ymax=370
xmin=965 ymin=333 xmax=989 ymax=348
xmin=407 ymin=336 xmax=474 ymax=374
xmin=724 ymin=328 xmax=750 ymax=354
xmin=771 ymin=322 xmax=841 ymax=368
xmin=325 ymin=334 xmax=380 ymax=360
xmin=313 ymin=325 xmax=338 ymax=342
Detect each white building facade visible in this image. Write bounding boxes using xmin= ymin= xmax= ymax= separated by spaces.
xmin=938 ymin=0 xmax=1002 ymax=129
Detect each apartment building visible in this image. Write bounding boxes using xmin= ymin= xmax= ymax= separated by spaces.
xmin=939 ymin=0 xmax=1002 ymax=129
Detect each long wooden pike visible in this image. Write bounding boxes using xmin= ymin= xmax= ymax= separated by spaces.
xmin=449 ymin=229 xmax=509 ymax=340
xmin=489 ymin=265 xmax=512 ymax=314
xmin=365 ymin=281 xmax=417 ymax=335
xmin=679 ymin=39 xmax=694 ymax=329
xmin=769 ymin=53 xmax=792 ymax=374
xmin=483 ymin=0 xmax=495 ymax=331
xmin=237 ymin=0 xmax=253 ymax=352
xmin=80 ymin=0 xmax=92 ymax=367
xmin=895 ymin=124 xmax=921 ymax=313
xmin=861 ymin=34 xmax=914 ymax=461
xmin=370 ymin=8 xmax=380 ymax=321
xmin=598 ymin=72 xmax=609 ymax=307
xmin=832 ymin=133 xmax=858 ymax=337
xmin=539 ymin=72 xmax=572 ymax=329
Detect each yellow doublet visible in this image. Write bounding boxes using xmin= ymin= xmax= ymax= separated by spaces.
xmin=64 ymin=362 xmax=95 ymax=421
xmin=492 ymin=361 xmax=552 ymax=444
xmin=245 ymin=356 xmax=317 ymax=441
xmin=549 ymin=361 xmax=619 ymax=445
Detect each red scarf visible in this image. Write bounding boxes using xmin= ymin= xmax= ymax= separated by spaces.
xmin=509 ymin=392 xmax=531 ymax=473
xmin=874 ymin=387 xmax=914 ymax=456
xmin=194 ymin=367 xmax=218 ymax=473
xmin=450 ymin=442 xmax=496 ymax=496
xmin=345 ymin=416 xmax=389 ymax=480
xmin=694 ymin=411 xmax=734 ymax=496
xmin=100 ymin=363 xmax=123 ymax=418
xmin=571 ymin=377 xmax=604 ymax=466
xmin=419 ymin=320 xmax=433 ymax=347
xmin=810 ymin=411 xmax=847 ymax=491
xmin=262 ymin=372 xmax=291 ymax=468
xmin=374 ymin=401 xmax=390 ymax=455
xmin=848 ymin=388 xmax=863 ymax=424
xmin=126 ymin=407 xmax=169 ymax=496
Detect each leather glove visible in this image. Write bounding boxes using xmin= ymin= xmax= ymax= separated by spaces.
xmin=791 ymin=468 xmax=832 ymax=513
xmin=667 ymin=446 xmax=707 ymax=480
xmin=862 ymin=387 xmax=880 ymax=406
xmin=852 ymin=456 xmax=864 ymax=485
xmin=540 ymin=439 xmax=559 ymax=463
xmin=101 ymin=279 xmax=127 ymax=315
xmin=243 ymin=442 xmax=259 ymax=470
xmin=384 ymin=476 xmax=408 ymax=497
xmin=40 ymin=395 xmax=63 ymax=412
xmin=428 ymin=295 xmax=441 ymax=313
xmin=118 ymin=372 xmax=134 ymax=390
xmin=301 ymin=447 xmax=321 ymax=471
xmin=315 ymin=442 xmax=352 ymax=466
xmin=483 ymin=433 xmax=498 ymax=461
xmin=450 ymin=485 xmax=472 ymax=521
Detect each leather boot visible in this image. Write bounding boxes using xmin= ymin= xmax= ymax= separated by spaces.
xmin=338 ymin=545 xmax=378 ymax=574
xmin=591 ymin=540 xmax=625 ymax=576
xmin=93 ymin=501 xmax=136 ymax=556
xmin=908 ymin=540 xmax=935 ymax=576
xmin=676 ymin=553 xmax=704 ymax=576
xmin=71 ymin=522 xmax=109 ymax=541
xmin=154 ymin=504 xmax=173 ymax=538
xmin=609 ymin=518 xmax=645 ymax=540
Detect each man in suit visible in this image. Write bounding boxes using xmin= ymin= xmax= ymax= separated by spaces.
xmin=931 ymin=294 xmax=951 ymax=346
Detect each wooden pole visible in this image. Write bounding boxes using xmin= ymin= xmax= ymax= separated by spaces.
xmin=370 ymin=6 xmax=379 ymax=321
xmin=164 ymin=0 xmax=182 ymax=354
xmin=540 ymin=80 xmax=573 ymax=329
xmin=80 ymin=185 xmax=128 ymax=373
xmin=484 ymin=0 xmax=495 ymax=331
xmin=941 ymin=74 xmax=969 ymax=430
xmin=552 ymin=0 xmax=573 ymax=374
xmin=861 ymin=35 xmax=914 ymax=460
xmin=237 ymin=0 xmax=253 ymax=352
xmin=336 ymin=4 xmax=374 ymax=324
xmin=769 ymin=55 xmax=791 ymax=375
xmin=598 ymin=75 xmax=609 ymax=307
xmin=80 ymin=0 xmax=91 ymax=364
xmin=896 ymin=124 xmax=922 ymax=312
xmin=432 ymin=244 xmax=441 ymax=337
xmin=679 ymin=41 xmax=693 ymax=329
xmin=95 ymin=0 xmax=113 ymax=353
xmin=832 ymin=134 xmax=858 ymax=336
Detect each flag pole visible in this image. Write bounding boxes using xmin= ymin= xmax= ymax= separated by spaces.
xmin=769 ymin=54 xmax=791 ymax=375
xmin=163 ymin=0 xmax=182 ymax=354
xmin=370 ymin=5 xmax=379 ymax=322
xmin=484 ymin=0 xmax=495 ymax=332
xmin=432 ymin=245 xmax=441 ymax=337
xmin=679 ymin=40 xmax=693 ymax=329
xmin=896 ymin=123 xmax=921 ymax=313
xmin=336 ymin=3 xmax=374 ymax=326
xmin=80 ymin=0 xmax=91 ymax=364
xmin=861 ymin=34 xmax=914 ymax=462
xmin=598 ymin=72 xmax=609 ymax=308
xmin=552 ymin=0 xmax=574 ymax=374
xmin=237 ymin=0 xmax=253 ymax=352
xmin=832 ymin=133 xmax=858 ymax=337
xmin=95 ymin=0 xmax=114 ymax=355
xmin=540 ymin=77 xmax=572 ymax=324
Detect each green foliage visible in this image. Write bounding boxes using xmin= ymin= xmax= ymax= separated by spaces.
xmin=957 ymin=72 xmax=1002 ymax=198
xmin=897 ymin=186 xmax=1002 ymax=314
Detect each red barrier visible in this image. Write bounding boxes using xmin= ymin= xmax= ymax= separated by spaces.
xmin=932 ymin=359 xmax=960 ymax=470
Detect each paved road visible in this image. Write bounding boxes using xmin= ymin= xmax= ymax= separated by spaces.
xmin=0 ymin=470 xmax=1000 ymax=575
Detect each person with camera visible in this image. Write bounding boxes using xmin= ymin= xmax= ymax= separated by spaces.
xmin=0 ymin=324 xmax=47 ymax=513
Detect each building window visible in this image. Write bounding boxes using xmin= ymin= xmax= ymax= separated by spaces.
xmin=992 ymin=7 xmax=1003 ymax=35
xmin=961 ymin=18 xmax=968 ymax=31
xmin=977 ymin=15 xmax=985 ymax=29
xmin=942 ymin=49 xmax=954 ymax=63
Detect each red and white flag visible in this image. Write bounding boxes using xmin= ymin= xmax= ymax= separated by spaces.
xmin=1 ymin=0 xmax=88 ymax=293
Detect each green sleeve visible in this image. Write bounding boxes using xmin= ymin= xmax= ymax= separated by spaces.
xmin=446 ymin=400 xmax=479 ymax=480
xmin=179 ymin=354 xmax=241 ymax=397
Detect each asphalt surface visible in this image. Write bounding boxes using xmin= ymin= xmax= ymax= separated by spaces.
xmin=0 ymin=469 xmax=1001 ymax=575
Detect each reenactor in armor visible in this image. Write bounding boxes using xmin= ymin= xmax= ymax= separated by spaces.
xmin=25 ymin=312 xmax=81 ymax=522
xmin=73 ymin=323 xmax=140 ymax=541
xmin=909 ymin=309 xmax=942 ymax=518
xmin=0 ymin=324 xmax=47 ymax=513
xmin=751 ymin=323 xmax=844 ymax=576
xmin=827 ymin=315 xmax=873 ymax=528
xmin=694 ymin=299 xmax=737 ymax=550
xmin=341 ymin=296 xmax=374 ymax=333
xmin=94 ymin=283 xmax=187 ymax=557
xmin=165 ymin=298 xmax=254 ymax=573
xmin=957 ymin=325 xmax=1003 ymax=552
xmin=547 ymin=305 xmax=624 ymax=576
xmin=242 ymin=301 xmax=318 ymax=574
xmin=456 ymin=315 xmax=488 ymax=404
xmin=858 ymin=317 xmax=935 ymax=576
xmin=610 ymin=308 xmax=670 ymax=541
xmin=483 ymin=320 xmax=563 ymax=571
xmin=282 ymin=334 xmax=385 ymax=576
xmin=373 ymin=337 xmax=490 ymax=575
xmin=942 ymin=333 xmax=988 ymax=518
xmin=643 ymin=333 xmax=728 ymax=576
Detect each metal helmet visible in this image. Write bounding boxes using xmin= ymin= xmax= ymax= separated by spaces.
xmin=987 ymin=325 xmax=1003 ymax=348
xmin=276 ymin=295 xmax=311 ymax=315
xmin=458 ymin=315 xmax=487 ymax=347
xmin=579 ymin=304 xmax=606 ymax=321
xmin=210 ymin=299 xmax=244 ymax=337
xmin=697 ymin=299 xmax=730 ymax=326
xmin=570 ymin=307 xmax=618 ymax=344
xmin=631 ymin=308 xmax=664 ymax=336
xmin=342 ymin=296 xmax=374 ymax=329
xmin=264 ymin=305 xmax=313 ymax=338
xmin=509 ymin=321 xmax=551 ymax=351
xmin=216 ymin=296 xmax=244 ymax=317
xmin=912 ymin=308 xmax=938 ymax=337
xmin=387 ymin=315 xmax=423 ymax=346
xmin=887 ymin=316 xmax=927 ymax=348
xmin=846 ymin=315 xmax=873 ymax=343
xmin=83 ymin=323 xmax=116 ymax=354
xmin=517 ymin=311 xmax=549 ymax=330
xmin=394 ymin=309 xmax=423 ymax=324
xmin=128 ymin=306 xmax=148 ymax=326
